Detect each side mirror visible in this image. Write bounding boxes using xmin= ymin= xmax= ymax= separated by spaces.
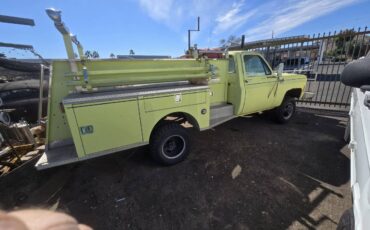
xmin=341 ymin=57 xmax=370 ymax=88
xmin=45 ymin=8 xmax=69 ymax=35
xmin=46 ymin=8 xmax=62 ymax=23
xmin=277 ymin=63 xmax=284 ymax=80
xmin=45 ymin=8 xmax=85 ymax=60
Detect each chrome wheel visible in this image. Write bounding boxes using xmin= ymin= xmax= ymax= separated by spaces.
xmin=161 ymin=135 xmax=186 ymax=159
xmin=282 ymin=102 xmax=294 ymax=120
xmin=274 ymin=97 xmax=296 ymax=124
xmin=283 ymin=103 xmax=294 ymax=120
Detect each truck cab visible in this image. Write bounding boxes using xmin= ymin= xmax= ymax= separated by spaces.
xmin=205 ymin=51 xmax=306 ymax=128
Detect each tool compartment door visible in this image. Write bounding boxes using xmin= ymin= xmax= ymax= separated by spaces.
xmin=72 ymin=99 xmax=142 ymax=155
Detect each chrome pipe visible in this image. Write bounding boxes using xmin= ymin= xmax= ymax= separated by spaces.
xmin=38 ymin=64 xmax=48 ymax=124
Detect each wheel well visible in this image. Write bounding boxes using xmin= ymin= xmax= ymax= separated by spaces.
xmin=150 ymin=112 xmax=200 ymax=140
xmin=285 ymin=88 xmax=302 ymax=99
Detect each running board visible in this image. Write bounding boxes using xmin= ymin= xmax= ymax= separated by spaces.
xmin=35 ymin=144 xmax=79 ymax=170
xmin=36 ymin=141 xmax=149 ymax=170
xmin=209 ymin=104 xmax=235 ymax=129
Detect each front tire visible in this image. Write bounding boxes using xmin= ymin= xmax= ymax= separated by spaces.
xmin=273 ymin=97 xmax=296 ymax=124
xmin=149 ymin=123 xmax=190 ymax=165
xmin=337 ymin=208 xmax=354 ymax=230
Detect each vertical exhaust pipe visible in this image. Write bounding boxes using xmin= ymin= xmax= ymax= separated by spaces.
xmin=241 ymin=35 xmax=245 ymax=49
xmin=188 ymin=17 xmax=200 ymax=51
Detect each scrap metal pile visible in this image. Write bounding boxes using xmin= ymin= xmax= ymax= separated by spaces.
xmin=0 ymin=121 xmax=45 ymax=175
xmin=0 ymin=65 xmax=48 ymax=175
xmin=0 ymin=13 xmax=50 ymax=176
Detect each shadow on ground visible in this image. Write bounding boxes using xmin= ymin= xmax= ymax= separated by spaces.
xmin=0 ymin=111 xmax=350 ymax=230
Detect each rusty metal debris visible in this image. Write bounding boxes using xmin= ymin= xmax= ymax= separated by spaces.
xmin=0 ymin=121 xmax=45 ymax=176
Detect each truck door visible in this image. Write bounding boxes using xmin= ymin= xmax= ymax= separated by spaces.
xmin=241 ymin=54 xmax=277 ymax=114
xmin=227 ymin=55 xmax=244 ymax=114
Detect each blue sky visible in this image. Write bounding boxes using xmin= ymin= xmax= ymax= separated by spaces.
xmin=1 ymin=0 xmax=369 ymax=58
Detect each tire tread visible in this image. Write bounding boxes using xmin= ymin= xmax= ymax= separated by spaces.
xmin=149 ymin=122 xmax=190 ymax=165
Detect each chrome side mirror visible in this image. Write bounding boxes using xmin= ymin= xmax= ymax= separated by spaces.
xmin=277 ymin=63 xmax=284 ymax=80
xmin=46 ymin=8 xmax=62 ymax=23
xmin=45 ymin=8 xmax=85 ymax=59
xmin=45 ymin=8 xmax=69 ymax=35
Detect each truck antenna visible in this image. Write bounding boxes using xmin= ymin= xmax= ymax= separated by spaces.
xmin=188 ymin=17 xmax=200 ymax=51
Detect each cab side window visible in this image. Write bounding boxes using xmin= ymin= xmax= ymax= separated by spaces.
xmin=228 ymin=55 xmax=236 ymax=73
xmin=244 ymin=55 xmax=272 ymax=76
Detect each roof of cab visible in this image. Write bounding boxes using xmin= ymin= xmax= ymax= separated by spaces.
xmin=228 ymin=50 xmax=261 ymax=56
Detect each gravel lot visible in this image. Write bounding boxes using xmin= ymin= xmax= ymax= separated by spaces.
xmin=0 ymin=111 xmax=350 ymax=230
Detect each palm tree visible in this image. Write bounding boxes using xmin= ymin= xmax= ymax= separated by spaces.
xmin=92 ymin=51 xmax=100 ymax=59
xmin=84 ymin=50 xmax=92 ymax=59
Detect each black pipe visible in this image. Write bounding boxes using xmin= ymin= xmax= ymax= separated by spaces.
xmin=241 ymin=35 xmax=245 ymax=49
xmin=0 ymin=15 xmax=35 ymax=26
xmin=188 ymin=17 xmax=200 ymax=51
xmin=188 ymin=30 xmax=191 ymax=51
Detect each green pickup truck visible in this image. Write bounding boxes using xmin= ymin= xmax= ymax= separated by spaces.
xmin=36 ymin=9 xmax=307 ymax=169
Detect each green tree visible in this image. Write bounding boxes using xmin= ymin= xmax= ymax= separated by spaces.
xmin=84 ymin=50 xmax=100 ymax=59
xmin=92 ymin=51 xmax=100 ymax=59
xmin=329 ymin=29 xmax=367 ymax=60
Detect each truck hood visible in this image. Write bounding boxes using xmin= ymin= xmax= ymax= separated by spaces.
xmin=282 ymin=73 xmax=307 ymax=81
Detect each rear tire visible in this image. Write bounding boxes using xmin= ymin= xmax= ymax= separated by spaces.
xmin=337 ymin=208 xmax=355 ymax=230
xmin=150 ymin=123 xmax=190 ymax=165
xmin=273 ymin=97 xmax=296 ymax=124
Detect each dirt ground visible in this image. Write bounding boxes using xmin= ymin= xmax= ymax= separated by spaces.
xmin=0 ymin=111 xmax=350 ymax=230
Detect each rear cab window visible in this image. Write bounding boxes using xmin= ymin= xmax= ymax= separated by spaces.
xmin=228 ymin=55 xmax=236 ymax=73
